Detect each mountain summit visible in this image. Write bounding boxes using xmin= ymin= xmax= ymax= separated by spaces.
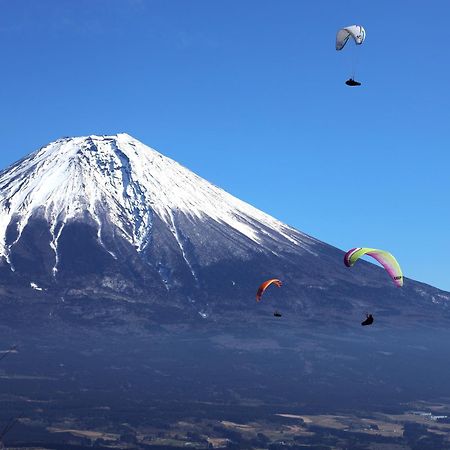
xmin=0 ymin=134 xmax=447 ymax=324
xmin=0 ymin=134 xmax=316 ymax=273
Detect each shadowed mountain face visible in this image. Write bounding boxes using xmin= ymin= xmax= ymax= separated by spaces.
xmin=0 ymin=133 xmax=448 ymax=328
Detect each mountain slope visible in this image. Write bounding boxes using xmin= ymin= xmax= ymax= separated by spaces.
xmin=0 ymin=134 xmax=447 ymax=326
xmin=1 ymin=135 xmax=450 ymax=449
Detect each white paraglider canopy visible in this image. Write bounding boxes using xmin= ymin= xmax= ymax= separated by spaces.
xmin=336 ymin=25 xmax=366 ymax=51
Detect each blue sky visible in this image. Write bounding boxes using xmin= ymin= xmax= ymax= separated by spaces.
xmin=0 ymin=1 xmax=448 ymax=290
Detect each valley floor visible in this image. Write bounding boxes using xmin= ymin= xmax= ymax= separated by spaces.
xmin=1 ymin=323 xmax=450 ymax=449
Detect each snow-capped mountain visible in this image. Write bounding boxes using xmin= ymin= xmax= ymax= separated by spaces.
xmin=0 ymin=134 xmax=448 ymax=325
xmin=0 ymin=133 xmax=317 ymax=277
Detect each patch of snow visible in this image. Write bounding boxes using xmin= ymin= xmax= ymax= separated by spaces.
xmin=30 ymin=282 xmax=43 ymax=291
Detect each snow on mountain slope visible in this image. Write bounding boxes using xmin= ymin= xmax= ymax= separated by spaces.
xmin=0 ymin=134 xmax=318 ymax=275
xmin=0 ymin=133 xmax=448 ymax=326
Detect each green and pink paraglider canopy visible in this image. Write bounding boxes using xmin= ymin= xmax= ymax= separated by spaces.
xmin=344 ymin=247 xmax=403 ymax=287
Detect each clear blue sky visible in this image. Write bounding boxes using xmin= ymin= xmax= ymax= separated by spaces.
xmin=0 ymin=1 xmax=449 ymax=291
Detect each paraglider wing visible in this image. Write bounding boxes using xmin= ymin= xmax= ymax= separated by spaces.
xmin=344 ymin=248 xmax=403 ymax=287
xmin=256 ymin=279 xmax=282 ymax=302
xmin=336 ymin=25 xmax=366 ymax=51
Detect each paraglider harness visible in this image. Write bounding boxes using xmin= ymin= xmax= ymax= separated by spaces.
xmin=345 ymin=78 xmax=361 ymax=87
xmin=361 ymin=314 xmax=374 ymax=326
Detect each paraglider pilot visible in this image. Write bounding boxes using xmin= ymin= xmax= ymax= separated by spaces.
xmin=345 ymin=78 xmax=361 ymax=87
xmin=361 ymin=314 xmax=374 ymax=326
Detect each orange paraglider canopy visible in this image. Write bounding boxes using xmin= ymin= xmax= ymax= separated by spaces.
xmin=256 ymin=279 xmax=282 ymax=302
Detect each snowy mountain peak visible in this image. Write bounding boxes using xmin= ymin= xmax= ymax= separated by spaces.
xmin=0 ymin=134 xmax=316 ymax=275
